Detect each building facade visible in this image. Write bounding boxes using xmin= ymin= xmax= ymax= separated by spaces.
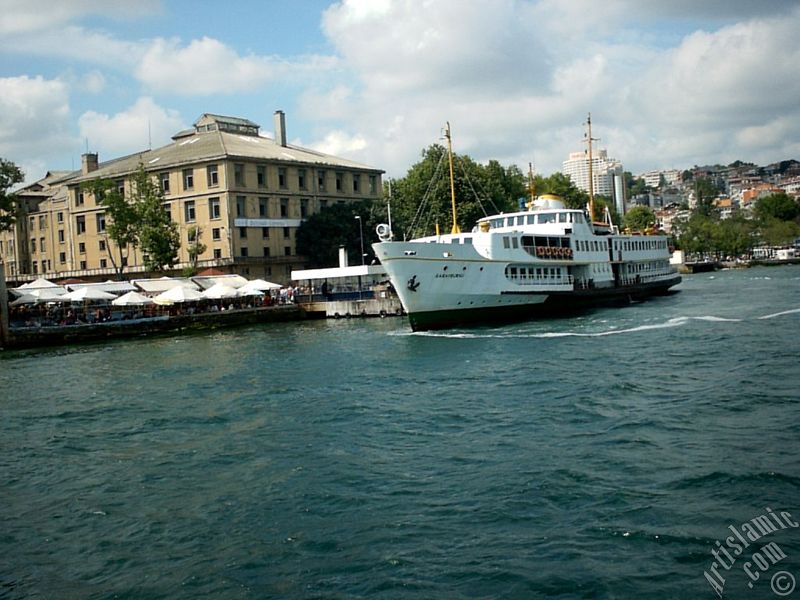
xmin=0 ymin=112 xmax=384 ymax=284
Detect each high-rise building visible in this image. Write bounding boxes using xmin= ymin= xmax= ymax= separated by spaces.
xmin=561 ymin=149 xmax=624 ymax=200
xmin=0 ymin=112 xmax=384 ymax=284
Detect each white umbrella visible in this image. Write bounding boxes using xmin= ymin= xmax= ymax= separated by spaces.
xmin=112 ymin=291 xmax=154 ymax=306
xmin=14 ymin=286 xmax=68 ymax=301
xmin=58 ymin=287 xmax=117 ymax=302
xmin=239 ymin=279 xmax=281 ymax=294
xmin=201 ymin=283 xmax=240 ymax=299
xmin=153 ymin=285 xmax=204 ymax=305
xmin=19 ymin=277 xmax=60 ymax=290
xmin=9 ymin=294 xmax=39 ymax=306
xmin=237 ymin=287 xmax=265 ymax=297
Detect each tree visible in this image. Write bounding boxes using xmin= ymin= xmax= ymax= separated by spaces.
xmin=533 ymin=172 xmax=589 ymax=211
xmin=624 ymin=205 xmax=656 ymax=232
xmin=754 ymin=192 xmax=800 ymax=223
xmin=185 ymin=225 xmax=207 ymax=275
xmin=389 ymin=144 xmax=522 ymax=239
xmin=693 ymin=177 xmax=719 ymax=217
xmin=673 ymin=213 xmax=715 ymax=256
xmin=712 ymin=216 xmax=755 ymax=258
xmin=759 ymin=219 xmax=800 ymax=247
xmin=296 ymin=200 xmax=379 ymax=268
xmin=0 ymin=158 xmax=24 ymax=232
xmin=82 ymin=178 xmax=139 ymax=278
xmin=130 ymin=165 xmax=180 ymax=272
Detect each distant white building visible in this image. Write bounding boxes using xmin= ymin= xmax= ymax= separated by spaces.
xmin=562 ymin=149 xmax=624 ymax=202
xmin=640 ymin=169 xmax=682 ymax=189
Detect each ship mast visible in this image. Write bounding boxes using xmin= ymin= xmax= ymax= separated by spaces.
xmin=528 ymin=162 xmax=536 ymax=207
xmin=585 ymin=112 xmax=599 ymax=226
xmin=445 ymin=122 xmax=460 ymax=234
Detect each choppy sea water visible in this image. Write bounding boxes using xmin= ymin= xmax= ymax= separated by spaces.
xmin=1 ymin=265 xmax=799 ymax=599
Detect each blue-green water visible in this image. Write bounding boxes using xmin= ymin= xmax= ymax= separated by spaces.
xmin=2 ymin=266 xmax=799 ymax=599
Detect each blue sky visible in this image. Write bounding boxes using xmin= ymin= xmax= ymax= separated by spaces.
xmin=2 ymin=0 xmax=800 ymax=186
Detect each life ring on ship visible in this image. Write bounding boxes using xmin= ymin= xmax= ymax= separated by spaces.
xmin=566 ymin=248 xmax=573 ymax=259
xmin=536 ymin=246 xmax=545 ymax=258
xmin=556 ymin=247 xmax=564 ymax=259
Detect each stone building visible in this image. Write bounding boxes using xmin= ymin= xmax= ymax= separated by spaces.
xmin=0 ymin=112 xmax=383 ymax=284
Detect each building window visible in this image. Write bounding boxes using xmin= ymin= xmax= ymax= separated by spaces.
xmin=58 ymin=230 xmax=65 ymax=244
xmin=163 ymin=203 xmax=172 ymax=222
xmin=369 ymin=175 xmax=377 ymax=194
xmin=80 ymin=260 xmax=87 ymax=270
xmin=57 ymin=211 xmax=64 ymax=223
xmin=283 ymin=226 xmax=290 ymax=239
xmin=32 ymin=262 xmax=37 ymax=274
xmin=78 ymin=242 xmax=86 ymax=254
xmin=257 ymin=165 xmax=266 ymax=187
xmin=236 ymin=196 xmax=246 ymax=217
xmin=353 ymin=174 xmax=360 ymax=193
xmin=59 ymin=252 xmax=66 ymax=264
xmin=259 ymin=197 xmax=268 ymax=217
xmin=161 ymin=172 xmax=170 ymax=193
xmin=284 ymin=246 xmax=291 ymax=256
xmin=100 ymin=259 xmax=107 ymax=268
xmin=318 ymin=170 xmax=326 ymax=191
xmin=336 ymin=172 xmax=343 ymax=192
xmin=239 ymin=227 xmax=247 ymax=239
xmin=183 ymin=168 xmax=194 ymax=190
xmin=76 ymin=215 xmax=86 ymax=235
xmin=240 ymin=247 xmax=248 ymax=257
xmin=280 ymin=198 xmax=288 ymax=218
xmin=298 ymin=169 xmax=306 ymax=190
xmin=278 ymin=167 xmax=287 ymax=189
xmin=212 ymin=228 xmax=221 ymax=241
xmin=40 ymin=237 xmax=45 ymax=252
xmin=38 ymin=215 xmax=46 ymax=229
xmin=300 ymin=198 xmax=309 ymax=218
xmin=213 ymin=248 xmax=222 ymax=259
xmin=96 ymin=212 xmax=106 ymax=233
xmin=116 ymin=180 xmax=125 ymax=195
xmin=262 ymin=227 xmax=269 ymax=239
xmin=263 ymin=246 xmax=271 ymax=257
xmin=30 ymin=239 xmax=36 ymax=253
xmin=185 ymin=200 xmax=196 ymax=223
xmin=207 ymin=164 xmax=219 ymax=187
xmin=99 ymin=240 xmax=106 ymax=251
xmin=234 ymin=163 xmax=245 ymax=187
xmin=76 ymin=190 xmax=84 ymax=206
xmin=209 ymin=197 xmax=220 ymax=220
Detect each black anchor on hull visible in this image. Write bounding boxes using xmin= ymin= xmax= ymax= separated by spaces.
xmin=407 ymin=275 xmax=420 ymax=292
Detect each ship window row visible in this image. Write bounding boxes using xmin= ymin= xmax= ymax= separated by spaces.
xmin=576 ymin=239 xmax=604 ymax=252
xmin=505 ymin=265 xmax=565 ymax=280
xmin=615 ymin=238 xmax=666 ymax=251
xmin=489 ymin=212 xmax=584 ymax=229
xmin=625 ymin=260 xmax=670 ymax=273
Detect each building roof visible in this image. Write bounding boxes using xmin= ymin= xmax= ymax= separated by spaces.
xmin=71 ymin=122 xmax=382 ymax=183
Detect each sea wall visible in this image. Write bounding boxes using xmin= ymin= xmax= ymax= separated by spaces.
xmin=3 ymin=305 xmax=310 ymax=350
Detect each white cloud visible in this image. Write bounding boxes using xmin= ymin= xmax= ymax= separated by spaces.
xmin=78 ymin=97 xmax=185 ymax=159
xmin=309 ymin=130 xmax=368 ymax=158
xmin=0 ymin=0 xmax=161 ymax=35
xmin=0 ymin=76 xmax=73 ymax=173
xmin=308 ymin=0 xmax=800 ymax=176
xmin=135 ymin=37 xmax=338 ymax=96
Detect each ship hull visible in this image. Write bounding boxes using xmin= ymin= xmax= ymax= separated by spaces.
xmin=405 ymin=275 xmax=681 ymax=331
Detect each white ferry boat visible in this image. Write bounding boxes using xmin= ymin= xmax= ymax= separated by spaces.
xmin=372 ymin=122 xmax=681 ymax=331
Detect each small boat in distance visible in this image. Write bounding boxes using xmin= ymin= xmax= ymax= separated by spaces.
xmin=372 ymin=119 xmax=681 ymax=331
